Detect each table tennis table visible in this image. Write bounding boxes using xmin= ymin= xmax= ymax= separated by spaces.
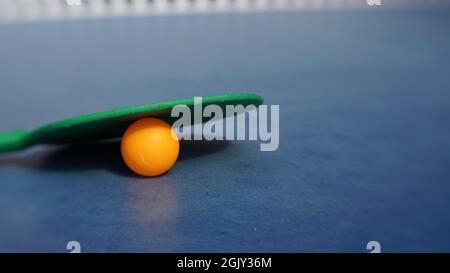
xmin=1 ymin=1 xmax=450 ymax=252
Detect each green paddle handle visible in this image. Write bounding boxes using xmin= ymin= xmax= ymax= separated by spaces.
xmin=0 ymin=130 xmax=32 ymax=153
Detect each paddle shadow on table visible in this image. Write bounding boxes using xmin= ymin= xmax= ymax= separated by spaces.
xmin=0 ymin=139 xmax=230 ymax=177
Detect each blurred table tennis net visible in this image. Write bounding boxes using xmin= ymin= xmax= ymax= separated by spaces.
xmin=0 ymin=0 xmax=449 ymax=23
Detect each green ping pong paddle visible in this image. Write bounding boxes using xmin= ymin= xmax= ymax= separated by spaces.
xmin=0 ymin=93 xmax=263 ymax=153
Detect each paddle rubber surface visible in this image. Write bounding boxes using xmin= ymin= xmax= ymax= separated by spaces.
xmin=0 ymin=93 xmax=263 ymax=152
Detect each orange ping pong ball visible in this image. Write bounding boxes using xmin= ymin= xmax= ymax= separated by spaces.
xmin=121 ymin=118 xmax=180 ymax=177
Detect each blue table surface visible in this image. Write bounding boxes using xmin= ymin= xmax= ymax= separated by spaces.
xmin=1 ymin=9 xmax=450 ymax=252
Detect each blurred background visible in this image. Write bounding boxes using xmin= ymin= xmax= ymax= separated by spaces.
xmin=1 ymin=0 xmax=450 ymax=23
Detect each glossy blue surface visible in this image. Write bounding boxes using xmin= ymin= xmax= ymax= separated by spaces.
xmin=1 ymin=9 xmax=450 ymax=252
